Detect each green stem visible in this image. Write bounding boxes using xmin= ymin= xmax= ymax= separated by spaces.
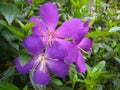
xmin=26 ymin=4 xmax=33 ymax=19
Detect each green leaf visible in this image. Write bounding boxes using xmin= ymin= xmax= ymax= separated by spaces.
xmin=97 ymin=43 xmax=113 ymax=53
xmin=1 ymin=29 xmax=19 ymax=50
xmin=0 ymin=81 xmax=19 ymax=90
xmin=23 ymin=86 xmax=27 ymax=90
xmin=0 ymin=20 xmax=24 ymax=39
xmin=33 ymin=0 xmax=45 ymax=5
xmin=109 ymin=26 xmax=120 ymax=32
xmin=0 ymin=67 xmax=15 ymax=81
xmin=23 ymin=22 xmax=35 ymax=34
xmin=86 ymin=31 xmax=114 ymax=38
xmin=51 ymin=78 xmax=63 ymax=85
xmin=114 ymin=57 xmax=120 ymax=63
xmin=91 ymin=61 xmax=105 ymax=73
xmin=60 ymin=86 xmax=72 ymax=90
xmin=0 ymin=3 xmax=19 ymax=25
xmin=18 ymin=49 xmax=31 ymax=66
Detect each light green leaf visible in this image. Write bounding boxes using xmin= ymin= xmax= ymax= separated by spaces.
xmin=0 ymin=3 xmax=19 ymax=25
xmin=23 ymin=22 xmax=35 ymax=34
xmin=91 ymin=61 xmax=105 ymax=73
xmin=86 ymin=31 xmax=114 ymax=38
xmin=18 ymin=49 xmax=31 ymax=66
xmin=51 ymin=78 xmax=63 ymax=85
xmin=33 ymin=0 xmax=45 ymax=5
xmin=109 ymin=26 xmax=120 ymax=32
xmin=0 ymin=81 xmax=19 ymax=90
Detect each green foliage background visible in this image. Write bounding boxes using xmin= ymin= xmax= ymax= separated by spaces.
xmin=0 ymin=0 xmax=120 ymax=90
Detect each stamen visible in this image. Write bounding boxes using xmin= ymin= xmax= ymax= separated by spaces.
xmin=78 ymin=47 xmax=92 ymax=54
xmin=47 ymin=57 xmax=59 ymax=61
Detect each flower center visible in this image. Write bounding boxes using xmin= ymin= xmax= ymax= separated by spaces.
xmin=48 ymin=32 xmax=56 ymax=39
xmin=47 ymin=31 xmax=56 ymax=46
xmin=31 ymin=55 xmax=46 ymax=72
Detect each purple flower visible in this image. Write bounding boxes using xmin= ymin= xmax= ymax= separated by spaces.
xmin=73 ymin=20 xmax=92 ymax=73
xmin=29 ymin=2 xmax=84 ymax=64
xmin=14 ymin=34 xmax=69 ymax=85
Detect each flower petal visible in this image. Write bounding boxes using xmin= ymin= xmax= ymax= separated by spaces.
xmin=76 ymin=52 xmax=86 ymax=73
xmin=39 ymin=2 xmax=58 ymax=31
xmin=78 ymin=38 xmax=92 ymax=54
xmin=56 ymin=18 xmax=83 ymax=39
xmin=33 ymin=63 xmax=50 ymax=85
xmin=14 ymin=58 xmax=35 ymax=74
xmin=56 ymin=39 xmax=79 ymax=63
xmin=46 ymin=60 xmax=69 ymax=78
xmin=45 ymin=40 xmax=67 ymax=59
xmin=84 ymin=19 xmax=90 ymax=28
xmin=22 ymin=34 xmax=44 ymax=56
xmin=29 ymin=16 xmax=47 ymax=36
xmin=72 ymin=29 xmax=87 ymax=45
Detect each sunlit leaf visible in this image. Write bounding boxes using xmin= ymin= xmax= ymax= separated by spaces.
xmin=86 ymin=31 xmax=114 ymax=38
xmin=91 ymin=61 xmax=105 ymax=73
xmin=109 ymin=26 xmax=120 ymax=32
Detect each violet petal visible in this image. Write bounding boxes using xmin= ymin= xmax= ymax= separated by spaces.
xmin=46 ymin=60 xmax=69 ymax=78
xmin=22 ymin=34 xmax=44 ymax=56
xmin=45 ymin=40 xmax=67 ymax=59
xmin=78 ymin=38 xmax=92 ymax=54
xmin=29 ymin=16 xmax=47 ymax=36
xmin=39 ymin=2 xmax=58 ymax=31
xmin=76 ymin=52 xmax=86 ymax=73
xmin=14 ymin=58 xmax=35 ymax=74
xmin=33 ymin=63 xmax=50 ymax=85
xmin=56 ymin=18 xmax=83 ymax=39
xmin=56 ymin=39 xmax=79 ymax=64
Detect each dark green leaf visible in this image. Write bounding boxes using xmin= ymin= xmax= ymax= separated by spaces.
xmin=0 ymin=3 xmax=19 ymax=25
xmin=0 ymin=67 xmax=15 ymax=81
xmin=114 ymin=57 xmax=120 ymax=63
xmin=51 ymin=78 xmax=63 ymax=85
xmin=1 ymin=29 xmax=19 ymax=50
xmin=0 ymin=20 xmax=24 ymax=39
xmin=60 ymin=86 xmax=72 ymax=90
xmin=23 ymin=86 xmax=27 ymax=90
xmin=0 ymin=81 xmax=19 ymax=90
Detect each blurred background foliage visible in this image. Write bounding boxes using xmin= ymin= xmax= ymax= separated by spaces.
xmin=0 ymin=0 xmax=120 ymax=90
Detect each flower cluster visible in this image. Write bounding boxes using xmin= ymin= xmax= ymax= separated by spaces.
xmin=14 ymin=2 xmax=92 ymax=85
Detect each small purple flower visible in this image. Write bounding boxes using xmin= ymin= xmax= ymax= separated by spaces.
xmin=29 ymin=2 xmax=84 ymax=64
xmin=73 ymin=20 xmax=92 ymax=73
xmin=14 ymin=34 xmax=69 ymax=85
